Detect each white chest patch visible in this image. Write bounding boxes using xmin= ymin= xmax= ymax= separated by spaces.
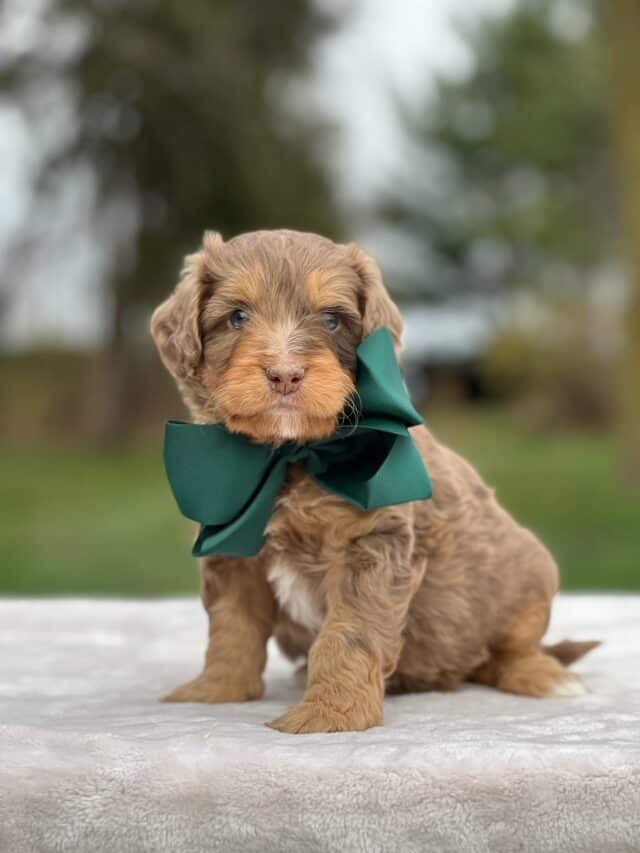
xmin=267 ymin=559 xmax=324 ymax=633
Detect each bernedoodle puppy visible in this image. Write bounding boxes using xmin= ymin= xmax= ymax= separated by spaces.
xmin=151 ymin=228 xmax=597 ymax=734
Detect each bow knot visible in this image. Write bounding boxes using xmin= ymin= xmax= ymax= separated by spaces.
xmin=164 ymin=327 xmax=432 ymax=558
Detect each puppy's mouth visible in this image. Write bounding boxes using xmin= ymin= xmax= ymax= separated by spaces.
xmin=223 ymin=401 xmax=343 ymax=445
xmin=270 ymin=389 xmax=303 ymax=410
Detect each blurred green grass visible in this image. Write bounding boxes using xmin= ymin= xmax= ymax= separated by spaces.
xmin=0 ymin=448 xmax=198 ymax=596
xmin=427 ymin=407 xmax=639 ymax=591
xmin=0 ymin=406 xmax=638 ymax=595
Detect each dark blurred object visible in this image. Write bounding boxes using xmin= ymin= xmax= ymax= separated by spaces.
xmin=0 ymin=344 xmax=179 ymax=447
xmin=604 ymin=0 xmax=640 ymax=482
xmin=0 ymin=0 xmax=343 ymax=445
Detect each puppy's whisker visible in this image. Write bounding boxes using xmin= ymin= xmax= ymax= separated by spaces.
xmin=350 ymin=388 xmax=362 ymax=416
xmin=339 ymin=391 xmax=361 ymax=436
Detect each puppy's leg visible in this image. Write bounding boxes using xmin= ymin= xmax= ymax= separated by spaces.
xmin=163 ymin=554 xmax=276 ymax=703
xmin=274 ymin=611 xmax=314 ymax=662
xmin=268 ymin=518 xmax=420 ymax=734
xmin=471 ymin=599 xmax=586 ymax=698
xmin=474 ymin=650 xmax=586 ymax=698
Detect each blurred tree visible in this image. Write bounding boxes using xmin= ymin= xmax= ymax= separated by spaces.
xmin=604 ymin=0 xmax=640 ymax=481
xmin=1 ymin=0 xmax=342 ymax=443
xmin=379 ymin=0 xmax=612 ymax=300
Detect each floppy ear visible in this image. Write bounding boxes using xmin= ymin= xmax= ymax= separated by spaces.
xmin=346 ymin=243 xmax=403 ymax=349
xmin=150 ymin=231 xmax=223 ymax=381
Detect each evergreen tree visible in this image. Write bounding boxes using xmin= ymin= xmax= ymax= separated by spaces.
xmin=380 ymin=0 xmax=611 ymax=300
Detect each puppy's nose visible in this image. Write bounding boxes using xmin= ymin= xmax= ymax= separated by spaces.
xmin=265 ymin=365 xmax=305 ymax=395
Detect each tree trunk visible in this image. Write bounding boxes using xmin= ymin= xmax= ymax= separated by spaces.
xmin=93 ymin=282 xmax=131 ymax=449
xmin=604 ymin=0 xmax=640 ymax=482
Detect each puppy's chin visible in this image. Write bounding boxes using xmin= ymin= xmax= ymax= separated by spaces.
xmin=223 ymin=411 xmax=339 ymax=446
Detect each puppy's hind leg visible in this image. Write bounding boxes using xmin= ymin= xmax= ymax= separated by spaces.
xmin=472 ymin=649 xmax=586 ymax=698
xmin=471 ymin=600 xmax=591 ymax=698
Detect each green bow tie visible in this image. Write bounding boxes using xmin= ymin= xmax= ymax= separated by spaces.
xmin=164 ymin=327 xmax=432 ymax=558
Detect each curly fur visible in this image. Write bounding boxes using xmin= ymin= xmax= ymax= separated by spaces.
xmin=151 ymin=229 xmax=597 ymax=733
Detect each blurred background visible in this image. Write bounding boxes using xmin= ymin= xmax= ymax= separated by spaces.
xmin=0 ymin=0 xmax=638 ymax=596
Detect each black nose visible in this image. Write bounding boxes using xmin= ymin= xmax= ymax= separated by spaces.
xmin=265 ymin=366 xmax=305 ymax=396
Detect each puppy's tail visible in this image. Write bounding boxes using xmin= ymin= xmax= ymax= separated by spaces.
xmin=543 ymin=639 xmax=601 ymax=666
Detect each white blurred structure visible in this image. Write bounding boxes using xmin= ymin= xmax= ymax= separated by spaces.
xmin=401 ymin=300 xmax=500 ymax=402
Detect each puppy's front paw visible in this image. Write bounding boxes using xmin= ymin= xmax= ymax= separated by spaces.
xmin=162 ymin=671 xmax=263 ymax=704
xmin=267 ymin=699 xmax=382 ymax=734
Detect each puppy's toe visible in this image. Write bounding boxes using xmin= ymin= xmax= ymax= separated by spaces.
xmin=267 ymin=702 xmax=343 ymax=734
xmin=162 ymin=672 xmax=262 ymax=704
xmin=267 ymin=699 xmax=381 ymax=734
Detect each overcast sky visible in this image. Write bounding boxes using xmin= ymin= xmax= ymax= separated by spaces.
xmin=1 ymin=0 xmax=516 ymax=349
xmin=314 ymin=0 xmax=514 ymax=201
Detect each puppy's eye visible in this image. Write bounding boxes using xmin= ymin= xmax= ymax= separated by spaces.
xmin=322 ymin=311 xmax=340 ymax=332
xmin=229 ymin=309 xmax=250 ymax=329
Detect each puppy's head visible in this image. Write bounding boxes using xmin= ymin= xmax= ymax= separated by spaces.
xmin=151 ymin=229 xmax=402 ymax=445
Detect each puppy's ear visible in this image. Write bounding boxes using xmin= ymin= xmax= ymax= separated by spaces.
xmin=150 ymin=231 xmax=223 ymax=380
xmin=346 ymin=243 xmax=403 ymax=348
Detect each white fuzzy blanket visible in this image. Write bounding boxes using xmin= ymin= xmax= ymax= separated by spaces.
xmin=1 ymin=595 xmax=639 ymax=853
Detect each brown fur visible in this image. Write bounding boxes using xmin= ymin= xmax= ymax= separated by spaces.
xmin=151 ymin=229 xmax=597 ymax=733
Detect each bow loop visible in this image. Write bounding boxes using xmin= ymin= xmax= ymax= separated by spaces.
xmin=164 ymin=421 xmax=275 ymax=525
xmin=355 ymin=328 xmax=423 ymax=426
xmin=163 ymin=327 xmax=432 ymax=558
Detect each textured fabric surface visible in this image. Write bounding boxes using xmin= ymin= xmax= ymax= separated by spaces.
xmin=1 ymin=595 xmax=639 ymax=853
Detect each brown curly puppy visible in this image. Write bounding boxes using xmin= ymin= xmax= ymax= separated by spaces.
xmin=151 ymin=229 xmax=597 ymax=734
